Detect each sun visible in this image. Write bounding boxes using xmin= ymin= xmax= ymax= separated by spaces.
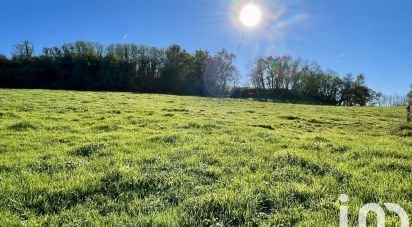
xmin=239 ymin=3 xmax=262 ymax=28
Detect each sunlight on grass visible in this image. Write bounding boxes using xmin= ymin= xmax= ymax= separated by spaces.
xmin=0 ymin=89 xmax=410 ymax=226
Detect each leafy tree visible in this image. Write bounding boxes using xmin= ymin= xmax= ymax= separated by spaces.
xmin=273 ymin=56 xmax=293 ymax=90
xmin=186 ymin=50 xmax=209 ymax=95
xmin=350 ymin=74 xmax=372 ymax=106
xmin=300 ymin=62 xmax=322 ymax=98
xmin=250 ymin=57 xmax=265 ymax=89
xmin=250 ymin=57 xmax=267 ymax=99
xmin=317 ymin=73 xmax=343 ymax=105
xmin=161 ymin=44 xmax=193 ymax=93
xmin=204 ymin=49 xmax=238 ymax=96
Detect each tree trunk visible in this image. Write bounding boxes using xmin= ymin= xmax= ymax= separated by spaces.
xmin=260 ymin=75 xmax=267 ymax=101
xmin=407 ymin=105 xmax=411 ymax=122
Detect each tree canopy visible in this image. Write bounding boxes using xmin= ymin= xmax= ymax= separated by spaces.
xmin=0 ymin=41 xmax=236 ymax=96
xmin=0 ymin=40 xmax=398 ymax=106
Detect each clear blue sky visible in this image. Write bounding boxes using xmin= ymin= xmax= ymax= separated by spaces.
xmin=1 ymin=0 xmax=411 ymax=94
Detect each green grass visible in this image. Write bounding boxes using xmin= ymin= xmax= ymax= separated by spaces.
xmin=0 ymin=89 xmax=411 ymax=226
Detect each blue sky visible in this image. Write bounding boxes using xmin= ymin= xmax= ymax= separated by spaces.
xmin=1 ymin=0 xmax=411 ymax=94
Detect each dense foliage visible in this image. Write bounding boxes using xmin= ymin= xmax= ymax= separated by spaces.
xmin=0 ymin=40 xmax=238 ymax=96
xmin=0 ymin=40 xmax=379 ymax=105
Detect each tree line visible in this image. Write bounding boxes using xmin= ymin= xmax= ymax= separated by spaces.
xmin=0 ymin=40 xmax=405 ymax=106
xmin=0 ymin=40 xmax=238 ymax=96
xmin=372 ymin=93 xmax=408 ymax=107
xmin=244 ymin=56 xmax=375 ymax=106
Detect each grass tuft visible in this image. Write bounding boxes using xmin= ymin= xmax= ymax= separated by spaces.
xmin=149 ymin=135 xmax=179 ymax=144
xmin=8 ymin=121 xmax=41 ymax=131
xmin=279 ymin=115 xmax=301 ymax=120
xmin=70 ymin=143 xmax=108 ymax=157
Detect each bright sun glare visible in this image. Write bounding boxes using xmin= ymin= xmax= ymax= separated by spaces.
xmin=239 ymin=4 xmax=262 ymax=28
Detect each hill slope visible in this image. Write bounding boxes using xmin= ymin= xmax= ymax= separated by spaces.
xmin=0 ymin=89 xmax=411 ymax=226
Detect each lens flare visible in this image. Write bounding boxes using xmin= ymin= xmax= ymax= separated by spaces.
xmin=229 ymin=0 xmax=310 ymax=62
xmin=239 ymin=4 xmax=262 ymax=28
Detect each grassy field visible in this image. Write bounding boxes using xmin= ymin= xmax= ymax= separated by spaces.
xmin=0 ymin=89 xmax=411 ymax=226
